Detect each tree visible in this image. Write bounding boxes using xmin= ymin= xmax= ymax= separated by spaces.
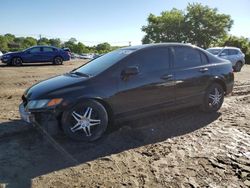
xmin=96 ymin=42 xmax=111 ymax=52
xmin=142 ymin=9 xmax=186 ymax=44
xmin=69 ymin=37 xmax=77 ymax=43
xmin=38 ymin=37 xmax=49 ymax=45
xmin=142 ymin=3 xmax=233 ymax=48
xmin=49 ymin=38 xmax=61 ymax=47
xmin=4 ymin=33 xmax=15 ymax=43
xmin=23 ymin=37 xmax=37 ymax=48
xmin=185 ymin=3 xmax=233 ymax=48
xmin=0 ymin=35 xmax=9 ymax=52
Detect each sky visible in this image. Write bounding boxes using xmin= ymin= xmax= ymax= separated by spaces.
xmin=0 ymin=0 xmax=249 ymax=46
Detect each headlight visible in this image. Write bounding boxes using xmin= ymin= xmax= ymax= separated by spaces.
xmin=26 ymin=98 xmax=63 ymax=110
xmin=3 ymin=55 xmax=11 ymax=58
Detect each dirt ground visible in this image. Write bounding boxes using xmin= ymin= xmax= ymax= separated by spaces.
xmin=0 ymin=60 xmax=250 ymax=188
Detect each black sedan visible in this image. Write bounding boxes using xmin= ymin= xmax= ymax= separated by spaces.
xmin=19 ymin=43 xmax=234 ymax=141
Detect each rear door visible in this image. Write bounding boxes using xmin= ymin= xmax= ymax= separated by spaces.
xmin=172 ymin=46 xmax=211 ymax=105
xmin=114 ymin=47 xmax=175 ymax=115
xmin=41 ymin=47 xmax=55 ymax=62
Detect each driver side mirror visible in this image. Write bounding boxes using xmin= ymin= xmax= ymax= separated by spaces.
xmin=122 ymin=66 xmax=139 ymax=76
xmin=121 ymin=66 xmax=139 ymax=80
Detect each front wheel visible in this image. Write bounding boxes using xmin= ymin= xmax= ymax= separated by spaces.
xmin=62 ymin=100 xmax=108 ymax=142
xmin=53 ymin=56 xmax=63 ymax=65
xmin=202 ymin=83 xmax=224 ymax=112
xmin=234 ymin=61 xmax=242 ymax=72
xmin=11 ymin=57 xmax=23 ymax=66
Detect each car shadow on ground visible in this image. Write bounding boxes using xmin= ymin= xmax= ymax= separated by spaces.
xmin=0 ymin=107 xmax=221 ymax=188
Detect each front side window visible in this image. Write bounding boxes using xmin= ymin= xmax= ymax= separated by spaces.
xmin=221 ymin=49 xmax=229 ymax=56
xmin=173 ymin=47 xmax=202 ymax=68
xmin=29 ymin=47 xmax=41 ymax=53
xmin=74 ymin=49 xmax=135 ymax=76
xmin=126 ymin=48 xmax=169 ymax=73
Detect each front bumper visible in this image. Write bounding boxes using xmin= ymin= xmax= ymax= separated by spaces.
xmin=1 ymin=57 xmax=11 ymax=64
xmin=19 ymin=103 xmax=34 ymax=124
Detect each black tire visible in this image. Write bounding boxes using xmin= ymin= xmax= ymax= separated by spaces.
xmin=53 ymin=56 xmax=63 ymax=65
xmin=234 ymin=61 xmax=242 ymax=72
xmin=11 ymin=57 xmax=23 ymax=66
xmin=202 ymin=83 xmax=224 ymax=112
xmin=62 ymin=99 xmax=108 ymax=142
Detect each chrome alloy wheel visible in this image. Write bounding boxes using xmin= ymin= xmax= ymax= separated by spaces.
xmin=71 ymin=107 xmax=101 ymax=136
xmin=208 ymin=88 xmax=222 ymax=107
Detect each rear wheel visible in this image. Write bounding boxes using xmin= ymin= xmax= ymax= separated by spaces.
xmin=62 ymin=100 xmax=108 ymax=142
xmin=234 ymin=61 xmax=242 ymax=72
xmin=202 ymin=83 xmax=224 ymax=112
xmin=53 ymin=56 xmax=63 ymax=65
xmin=11 ymin=57 xmax=23 ymax=66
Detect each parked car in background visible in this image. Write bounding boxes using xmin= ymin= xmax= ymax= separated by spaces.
xmin=206 ymin=47 xmax=245 ymax=72
xmin=19 ymin=43 xmax=234 ymax=142
xmin=0 ymin=51 xmax=3 ymax=59
xmin=1 ymin=45 xmax=71 ymax=66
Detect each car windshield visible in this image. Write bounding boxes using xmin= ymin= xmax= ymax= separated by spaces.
xmin=207 ymin=48 xmax=222 ymax=55
xmin=73 ymin=49 xmax=135 ymax=76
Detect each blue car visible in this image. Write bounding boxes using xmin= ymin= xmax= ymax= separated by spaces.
xmin=1 ymin=45 xmax=71 ymax=66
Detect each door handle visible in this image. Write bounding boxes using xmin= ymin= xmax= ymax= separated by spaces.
xmin=199 ymin=67 xmax=209 ymax=73
xmin=161 ymin=74 xmax=173 ymax=80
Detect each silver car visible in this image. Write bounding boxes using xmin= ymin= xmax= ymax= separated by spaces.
xmin=207 ymin=47 xmax=245 ymax=72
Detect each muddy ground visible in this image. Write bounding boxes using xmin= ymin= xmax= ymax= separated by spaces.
xmin=0 ymin=60 xmax=249 ymax=188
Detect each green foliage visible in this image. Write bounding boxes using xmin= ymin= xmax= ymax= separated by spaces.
xmin=49 ymin=38 xmax=61 ymax=48
xmin=96 ymin=42 xmax=111 ymax=53
xmin=0 ymin=34 xmax=117 ymax=54
xmin=142 ymin=9 xmax=186 ymax=44
xmin=0 ymin=35 xmax=9 ymax=52
xmin=142 ymin=3 xmax=233 ymax=48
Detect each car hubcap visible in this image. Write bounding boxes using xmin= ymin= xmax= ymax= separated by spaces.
xmin=71 ymin=107 xmax=101 ymax=136
xmin=209 ymin=88 xmax=222 ymax=107
xmin=56 ymin=58 xmax=61 ymax=64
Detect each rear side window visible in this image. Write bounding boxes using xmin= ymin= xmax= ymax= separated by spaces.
xmin=229 ymin=49 xmax=239 ymax=55
xmin=127 ymin=48 xmax=169 ymax=73
xmin=173 ymin=47 xmax=202 ymax=68
xmin=43 ymin=47 xmax=54 ymax=52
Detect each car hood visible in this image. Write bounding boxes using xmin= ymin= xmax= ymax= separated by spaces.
xmin=25 ymin=73 xmax=90 ymax=100
xmin=5 ymin=51 xmax=22 ymax=56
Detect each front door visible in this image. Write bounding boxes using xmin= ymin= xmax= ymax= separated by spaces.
xmin=114 ymin=47 xmax=175 ymax=116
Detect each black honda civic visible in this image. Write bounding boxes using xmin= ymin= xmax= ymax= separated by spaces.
xmin=19 ymin=43 xmax=234 ymax=141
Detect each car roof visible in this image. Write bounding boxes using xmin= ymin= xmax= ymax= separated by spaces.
xmin=30 ymin=45 xmax=59 ymax=49
xmin=208 ymin=46 xmax=240 ymax=50
xmin=121 ymin=43 xmax=197 ymax=51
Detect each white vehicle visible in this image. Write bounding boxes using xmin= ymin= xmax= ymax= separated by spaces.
xmin=0 ymin=51 xmax=3 ymax=59
xmin=207 ymin=47 xmax=245 ymax=72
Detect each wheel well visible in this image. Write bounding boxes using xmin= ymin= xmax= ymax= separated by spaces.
xmin=213 ymin=79 xmax=227 ymax=93
xmin=54 ymin=55 xmax=63 ymax=60
xmin=94 ymin=98 xmax=114 ymax=123
xmin=11 ymin=56 xmax=23 ymax=62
